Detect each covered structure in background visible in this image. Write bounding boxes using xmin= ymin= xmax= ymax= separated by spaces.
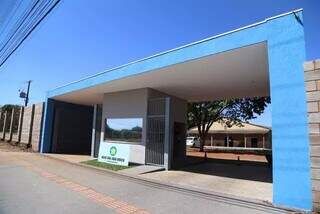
xmin=188 ymin=121 xmax=271 ymax=148
xmin=40 ymin=10 xmax=312 ymax=211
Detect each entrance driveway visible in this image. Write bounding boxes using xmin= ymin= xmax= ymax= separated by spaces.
xmin=140 ymin=159 xmax=272 ymax=202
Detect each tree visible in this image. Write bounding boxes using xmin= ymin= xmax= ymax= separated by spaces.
xmin=187 ymin=97 xmax=270 ymax=152
xmin=0 ymin=104 xmax=21 ymax=133
xmin=0 ymin=104 xmax=19 ymax=112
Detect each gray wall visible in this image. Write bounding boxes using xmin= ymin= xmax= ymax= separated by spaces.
xmin=171 ymin=97 xmax=188 ymax=124
xmin=170 ymin=96 xmax=188 ymax=168
xmin=147 ymin=88 xmax=187 ymax=123
xmin=102 ymin=88 xmax=149 ymax=164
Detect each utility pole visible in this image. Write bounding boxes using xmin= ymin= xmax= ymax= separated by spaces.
xmin=25 ymin=80 xmax=31 ymax=107
xmin=20 ymin=80 xmax=32 ymax=107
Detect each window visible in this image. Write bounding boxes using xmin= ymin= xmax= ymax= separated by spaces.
xmin=104 ymin=118 xmax=143 ymax=144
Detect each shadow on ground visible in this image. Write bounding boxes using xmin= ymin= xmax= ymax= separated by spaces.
xmin=178 ymin=156 xmax=272 ymax=183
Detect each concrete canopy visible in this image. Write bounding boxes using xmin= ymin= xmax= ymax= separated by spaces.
xmin=50 ymin=42 xmax=269 ymax=105
xmin=42 ymin=9 xmax=313 ymax=211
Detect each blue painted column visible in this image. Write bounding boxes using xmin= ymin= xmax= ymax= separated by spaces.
xmin=267 ymin=11 xmax=312 ymax=210
xmin=40 ymin=98 xmax=55 ymax=153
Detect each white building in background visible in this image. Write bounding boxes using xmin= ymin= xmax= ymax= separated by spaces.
xmin=188 ymin=121 xmax=271 ymax=149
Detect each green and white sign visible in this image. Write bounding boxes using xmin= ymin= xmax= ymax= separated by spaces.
xmin=98 ymin=142 xmax=130 ymax=166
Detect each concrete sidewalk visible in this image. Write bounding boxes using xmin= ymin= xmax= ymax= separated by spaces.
xmin=121 ymin=165 xmax=165 ymax=175
xmin=0 ymin=151 xmax=294 ymax=214
xmin=44 ymin=153 xmax=93 ymax=163
xmin=44 ymin=152 xmax=272 ymax=202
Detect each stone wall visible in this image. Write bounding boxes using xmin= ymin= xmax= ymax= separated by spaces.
xmin=0 ymin=111 xmax=7 ymax=140
xmin=304 ymin=60 xmax=320 ymax=212
xmin=12 ymin=107 xmax=23 ymax=142
xmin=31 ymin=103 xmax=44 ymax=152
xmin=1 ymin=103 xmax=44 ymax=152
xmin=20 ymin=105 xmax=34 ymax=144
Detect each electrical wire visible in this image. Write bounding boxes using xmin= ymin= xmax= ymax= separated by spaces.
xmin=0 ymin=0 xmax=60 ymax=68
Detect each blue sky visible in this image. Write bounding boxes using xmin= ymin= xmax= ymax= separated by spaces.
xmin=0 ymin=0 xmax=319 ymax=126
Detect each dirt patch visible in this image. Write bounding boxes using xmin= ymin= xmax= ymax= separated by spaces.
xmin=0 ymin=140 xmax=33 ymax=152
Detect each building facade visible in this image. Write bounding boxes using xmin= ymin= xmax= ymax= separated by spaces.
xmin=188 ymin=121 xmax=271 ymax=149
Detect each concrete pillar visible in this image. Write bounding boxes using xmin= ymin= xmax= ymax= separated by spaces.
xmin=40 ymin=99 xmax=55 ymax=153
xmin=226 ymin=135 xmax=229 ymax=147
xmin=8 ymin=108 xmax=15 ymax=142
xmin=91 ymin=104 xmax=97 ymax=157
xmin=210 ymin=135 xmax=213 ymax=147
xmin=244 ymin=135 xmax=247 ymax=148
xmin=93 ymin=104 xmax=102 ymax=158
xmin=164 ymin=97 xmax=171 ymax=170
xmin=262 ymin=135 xmax=265 ymax=149
xmin=267 ymin=11 xmax=311 ymax=209
xmin=27 ymin=105 xmax=35 ymax=147
xmin=1 ymin=111 xmax=7 ymax=140
xmin=17 ymin=106 xmax=24 ymax=143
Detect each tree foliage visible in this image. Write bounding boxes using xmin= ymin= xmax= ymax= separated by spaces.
xmin=0 ymin=104 xmax=20 ymax=112
xmin=0 ymin=104 xmax=21 ymax=133
xmin=187 ymin=97 xmax=270 ymax=151
xmin=105 ymin=124 xmax=142 ymax=143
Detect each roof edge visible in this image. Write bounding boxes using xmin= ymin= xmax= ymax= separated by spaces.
xmin=188 ymin=120 xmax=272 ymax=131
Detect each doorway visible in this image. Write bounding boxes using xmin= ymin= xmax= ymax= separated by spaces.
xmin=145 ymin=98 xmax=166 ymax=166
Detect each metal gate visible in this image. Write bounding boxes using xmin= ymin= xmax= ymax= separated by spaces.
xmin=145 ymin=98 xmax=166 ymax=166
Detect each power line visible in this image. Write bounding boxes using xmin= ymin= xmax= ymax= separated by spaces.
xmin=0 ymin=0 xmax=61 ymax=68
xmin=0 ymin=0 xmax=50 ymax=59
xmin=0 ymin=1 xmax=40 ymax=57
xmin=0 ymin=0 xmax=56 ymax=62
xmin=0 ymin=0 xmax=24 ymax=38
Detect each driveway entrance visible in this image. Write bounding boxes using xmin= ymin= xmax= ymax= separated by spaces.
xmin=140 ymin=159 xmax=272 ymax=202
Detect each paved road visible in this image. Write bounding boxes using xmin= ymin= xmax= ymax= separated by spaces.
xmin=0 ymin=151 xmax=292 ymax=214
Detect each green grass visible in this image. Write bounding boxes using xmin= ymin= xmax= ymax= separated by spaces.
xmin=81 ymin=159 xmax=133 ymax=171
